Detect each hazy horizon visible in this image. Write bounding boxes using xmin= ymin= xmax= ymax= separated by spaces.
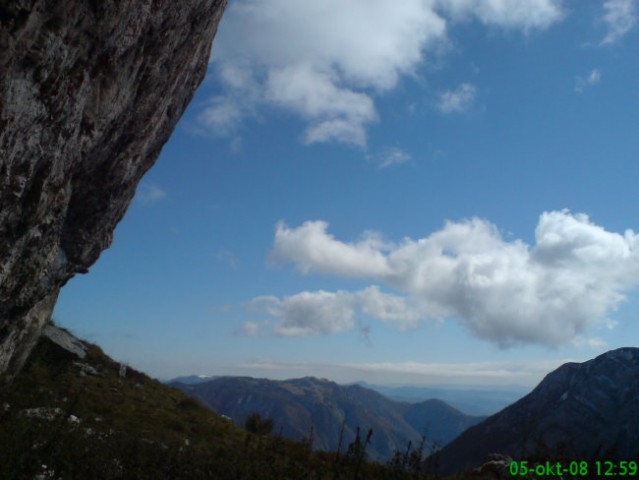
xmin=166 ymin=373 xmax=534 ymax=392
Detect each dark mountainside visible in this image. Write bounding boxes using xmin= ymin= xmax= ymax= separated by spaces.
xmin=0 ymin=0 xmax=226 ymax=382
xmin=433 ymin=347 xmax=639 ymax=475
xmin=170 ymin=376 xmax=484 ymax=462
xmin=170 ymin=374 xmax=218 ymax=385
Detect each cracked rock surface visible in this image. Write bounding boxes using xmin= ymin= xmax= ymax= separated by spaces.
xmin=0 ymin=0 xmax=226 ymax=381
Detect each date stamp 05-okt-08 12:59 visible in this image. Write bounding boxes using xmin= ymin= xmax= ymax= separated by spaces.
xmin=509 ymin=460 xmax=638 ymax=478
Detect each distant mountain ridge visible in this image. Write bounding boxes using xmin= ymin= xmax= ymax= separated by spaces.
xmin=354 ymin=382 xmax=530 ymax=416
xmin=169 ymin=376 xmax=484 ymax=461
xmin=168 ymin=377 xmax=529 ymax=416
xmin=433 ymin=347 xmax=639 ymax=474
xmin=169 ymin=374 xmax=218 ymax=385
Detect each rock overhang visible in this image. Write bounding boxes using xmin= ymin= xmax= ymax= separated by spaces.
xmin=0 ymin=0 xmax=227 ymax=382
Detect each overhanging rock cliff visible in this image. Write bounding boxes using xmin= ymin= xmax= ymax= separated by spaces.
xmin=0 ymin=0 xmax=226 ymax=382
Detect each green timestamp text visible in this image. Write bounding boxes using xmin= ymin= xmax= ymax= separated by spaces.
xmin=509 ymin=460 xmax=639 ymax=477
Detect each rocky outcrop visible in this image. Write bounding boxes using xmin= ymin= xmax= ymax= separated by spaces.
xmin=0 ymin=0 xmax=227 ymax=382
xmin=42 ymin=323 xmax=87 ymax=359
xmin=432 ymin=348 xmax=639 ymax=474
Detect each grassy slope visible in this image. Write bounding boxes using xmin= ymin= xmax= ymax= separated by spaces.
xmin=1 ymin=325 xmax=482 ymax=479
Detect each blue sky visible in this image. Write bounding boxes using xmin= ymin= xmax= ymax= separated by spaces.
xmin=55 ymin=0 xmax=639 ymax=387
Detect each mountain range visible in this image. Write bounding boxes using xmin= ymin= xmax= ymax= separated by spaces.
xmin=169 ymin=376 xmax=484 ymax=462
xmin=433 ymin=347 xmax=639 ymax=474
xmin=168 ymin=376 xmax=529 ymax=416
xmin=354 ymin=382 xmax=529 ymax=416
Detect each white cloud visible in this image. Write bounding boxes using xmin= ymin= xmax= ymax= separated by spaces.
xmin=271 ymin=220 xmax=393 ymax=278
xmin=250 ymin=291 xmax=358 ymax=336
xmin=375 ymin=147 xmax=412 ymax=169
xmin=435 ymin=0 xmax=564 ymax=31
xmin=238 ymin=321 xmax=260 ymax=337
xmin=264 ymin=65 xmax=378 ymax=146
xmin=570 ymin=335 xmax=608 ymax=349
xmin=303 ymin=119 xmax=368 ymax=147
xmin=600 ymin=0 xmax=638 ymax=45
xmin=136 ymin=183 xmax=167 ymax=204
xmin=575 ymin=69 xmax=601 ymax=93
xmin=262 ymin=211 xmax=639 ymax=347
xmin=197 ymin=97 xmax=246 ymax=136
xmin=356 ymin=286 xmax=423 ymax=328
xmin=204 ymin=0 xmax=564 ymax=146
xmin=208 ymin=0 xmax=445 ymax=146
xmin=247 ymin=286 xmax=423 ymax=336
xmin=438 ymin=83 xmax=477 ymax=113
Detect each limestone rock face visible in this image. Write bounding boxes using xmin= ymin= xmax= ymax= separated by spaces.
xmin=0 ymin=0 xmax=227 ymax=381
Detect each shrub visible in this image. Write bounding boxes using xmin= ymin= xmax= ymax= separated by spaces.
xmin=244 ymin=412 xmax=275 ymax=436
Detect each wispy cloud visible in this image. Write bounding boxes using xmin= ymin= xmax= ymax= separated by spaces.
xmin=217 ymin=250 xmax=239 ymax=270
xmin=368 ymin=147 xmax=412 ymax=169
xmin=434 ymin=0 xmax=564 ymax=32
xmin=136 ymin=183 xmax=167 ymax=205
xmin=438 ymin=83 xmax=477 ymax=114
xmin=238 ymin=321 xmax=260 ymax=337
xmin=575 ymin=69 xmax=601 ymax=93
xmin=341 ymin=359 xmax=570 ymax=381
xmin=202 ymin=0 xmax=564 ymax=147
xmin=197 ymin=97 xmax=247 ymax=137
xmin=600 ymin=0 xmax=637 ymax=45
xmin=571 ymin=336 xmax=608 ymax=349
xmin=255 ymin=211 xmax=639 ymax=348
xmin=234 ymin=358 xmax=575 ymax=386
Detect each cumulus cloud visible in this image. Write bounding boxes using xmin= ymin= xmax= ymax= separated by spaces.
xmin=271 ymin=220 xmax=393 ymax=278
xmin=207 ymin=0 xmax=445 ymax=146
xmin=600 ymin=0 xmax=637 ymax=45
xmin=258 ymin=211 xmax=639 ymax=347
xmin=438 ymin=83 xmax=477 ymax=113
xmin=575 ymin=69 xmax=601 ymax=93
xmin=249 ymin=286 xmax=424 ymax=336
xmin=204 ymin=0 xmax=564 ymax=146
xmin=249 ymin=291 xmax=357 ymax=336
